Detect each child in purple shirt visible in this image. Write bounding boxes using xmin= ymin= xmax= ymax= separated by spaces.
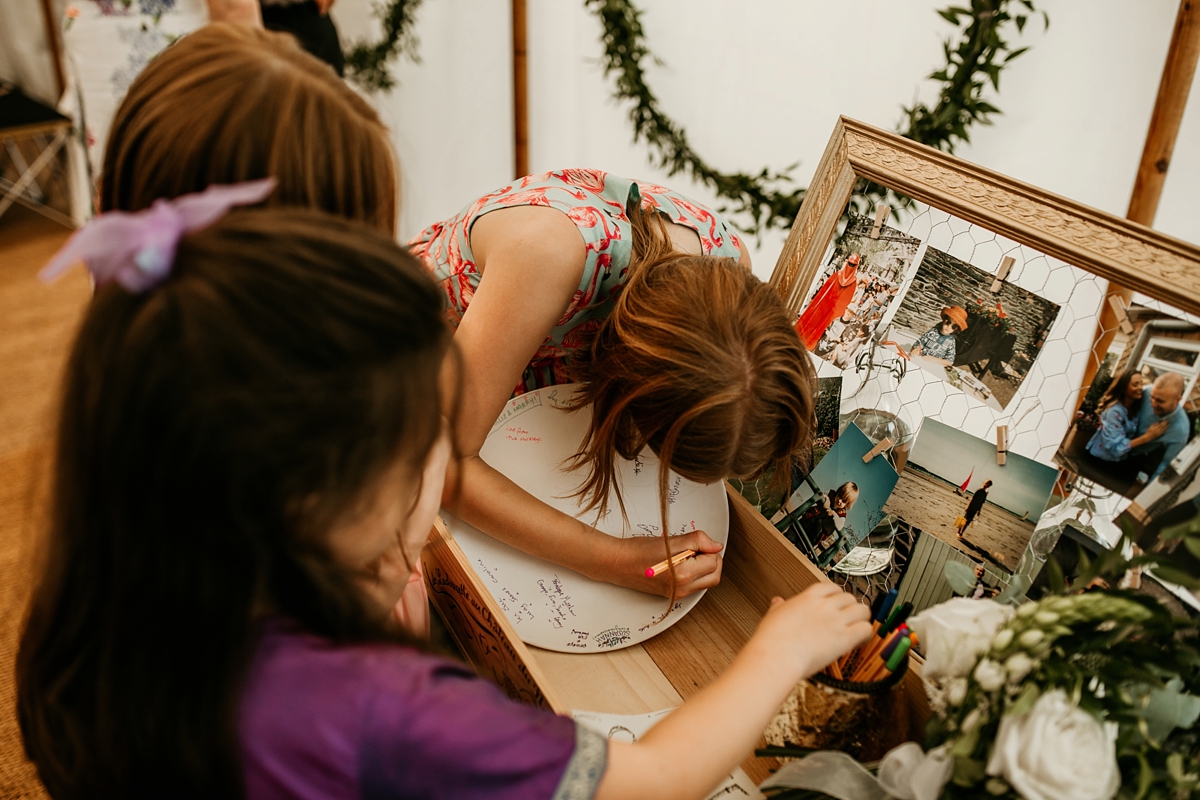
xmin=20 ymin=192 xmax=870 ymax=800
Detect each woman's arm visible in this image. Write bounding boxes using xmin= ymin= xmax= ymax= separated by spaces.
xmin=594 ymin=584 xmax=872 ymax=800
xmin=444 ymin=206 xmax=723 ymax=597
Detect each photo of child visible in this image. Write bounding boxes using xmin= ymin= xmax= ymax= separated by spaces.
xmin=887 ymin=246 xmax=1060 ymax=409
xmin=772 ymin=424 xmax=899 ymax=571
xmin=801 ymin=482 xmax=861 ymax=562
xmin=797 ymin=216 xmax=921 ymax=370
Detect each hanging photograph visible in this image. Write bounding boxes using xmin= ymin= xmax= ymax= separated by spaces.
xmin=772 ymin=423 xmax=900 ymax=572
xmin=1055 ymin=308 xmax=1200 ymax=499
xmin=882 ymin=418 xmax=1059 ymax=570
xmin=795 ymin=217 xmax=921 ymax=370
xmin=1117 ymin=436 xmax=1200 ymax=587
xmin=812 ymin=376 xmax=844 ymax=468
xmin=886 ymin=246 xmax=1060 ymax=410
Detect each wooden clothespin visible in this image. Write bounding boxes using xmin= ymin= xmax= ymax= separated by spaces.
xmin=862 ymin=437 xmax=894 ymax=463
xmin=1124 ymin=502 xmax=1149 ymax=525
xmin=996 ymin=425 xmax=1008 ymax=466
xmin=870 ymin=205 xmax=890 ymax=239
xmin=1108 ymin=295 xmax=1134 ymax=335
xmin=989 ymin=256 xmax=1015 ymax=293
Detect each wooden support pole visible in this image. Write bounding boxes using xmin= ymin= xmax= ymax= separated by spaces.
xmin=1074 ymin=0 xmax=1200 ymax=412
xmin=39 ymin=0 xmax=67 ymax=102
xmin=512 ymin=0 xmax=528 ymax=179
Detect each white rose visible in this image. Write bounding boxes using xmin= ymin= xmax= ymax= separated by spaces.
xmin=1005 ymin=652 xmax=1035 ymax=683
xmin=947 ymin=677 xmax=968 ymax=706
xmin=910 ymin=598 xmax=1016 ymax=680
xmin=974 ymin=659 xmax=1007 ymax=692
xmin=986 ymin=689 xmax=1121 ymax=800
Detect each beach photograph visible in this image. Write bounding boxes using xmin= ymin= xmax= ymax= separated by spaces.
xmin=883 ymin=418 xmax=1059 ymax=569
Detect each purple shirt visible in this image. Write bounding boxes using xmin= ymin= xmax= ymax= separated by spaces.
xmin=240 ymin=618 xmax=606 ymax=800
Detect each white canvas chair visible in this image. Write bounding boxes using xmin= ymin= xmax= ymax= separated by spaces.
xmin=0 ymin=81 xmax=73 ymax=226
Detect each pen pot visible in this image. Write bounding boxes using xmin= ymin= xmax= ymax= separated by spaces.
xmin=762 ymin=657 xmax=909 ymax=761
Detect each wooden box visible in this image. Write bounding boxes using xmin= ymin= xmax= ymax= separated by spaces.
xmin=423 ymin=485 xmax=929 ymax=783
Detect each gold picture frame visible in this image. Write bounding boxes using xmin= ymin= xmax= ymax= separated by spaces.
xmin=770 ymin=117 xmax=1200 ymax=317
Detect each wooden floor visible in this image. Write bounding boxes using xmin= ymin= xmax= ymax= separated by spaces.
xmin=0 ymin=205 xmax=86 ymax=799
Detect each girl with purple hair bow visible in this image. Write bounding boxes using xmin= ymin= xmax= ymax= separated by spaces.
xmin=21 ymin=191 xmax=870 ymax=800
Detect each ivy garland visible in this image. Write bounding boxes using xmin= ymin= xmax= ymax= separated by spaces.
xmin=586 ymin=0 xmax=1047 ymax=234
xmin=343 ymin=0 xmax=1046 ymax=235
xmin=343 ymin=0 xmax=423 ymax=93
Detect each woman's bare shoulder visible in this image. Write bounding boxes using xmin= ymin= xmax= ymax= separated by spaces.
xmin=469 ymin=205 xmax=584 ymax=272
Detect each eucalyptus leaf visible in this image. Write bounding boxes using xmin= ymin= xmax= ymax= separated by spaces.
xmin=945 ymin=560 xmax=979 ymax=594
xmin=1142 ymin=679 xmax=1200 ymax=742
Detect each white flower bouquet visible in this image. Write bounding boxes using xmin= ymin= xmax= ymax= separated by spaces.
xmin=760 ymin=544 xmax=1200 ymax=800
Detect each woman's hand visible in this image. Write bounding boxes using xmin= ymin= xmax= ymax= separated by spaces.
xmin=604 ymin=531 xmax=724 ymax=598
xmin=1131 ymin=419 xmax=1170 ymax=448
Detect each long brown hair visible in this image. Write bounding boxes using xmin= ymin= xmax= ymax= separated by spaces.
xmin=100 ymin=23 xmax=397 ymax=232
xmin=18 ymin=211 xmax=448 ymax=799
xmin=570 ymin=203 xmax=817 ymax=601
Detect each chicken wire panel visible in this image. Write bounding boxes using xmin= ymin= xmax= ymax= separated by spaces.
xmin=801 ymin=199 xmax=1108 ymax=468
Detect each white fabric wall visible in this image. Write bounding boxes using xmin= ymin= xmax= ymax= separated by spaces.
xmin=333 ymin=0 xmax=1199 ymax=280
xmin=0 ymin=0 xmax=59 ymax=105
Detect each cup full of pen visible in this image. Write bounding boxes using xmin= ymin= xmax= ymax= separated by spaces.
xmin=821 ymin=588 xmax=914 ymax=687
xmin=763 ymin=587 xmax=917 ymax=760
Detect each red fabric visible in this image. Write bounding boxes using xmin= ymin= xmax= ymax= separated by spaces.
xmin=796 ymin=262 xmax=858 ymax=350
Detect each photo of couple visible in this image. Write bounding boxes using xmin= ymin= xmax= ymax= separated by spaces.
xmin=796 ymin=217 xmax=921 ymax=370
xmin=1058 ymin=367 xmax=1193 ymax=497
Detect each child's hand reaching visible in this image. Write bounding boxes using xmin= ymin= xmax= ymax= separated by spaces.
xmin=746 ymin=584 xmax=872 ymax=680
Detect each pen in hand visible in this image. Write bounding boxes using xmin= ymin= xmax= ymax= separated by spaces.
xmin=645 ymin=549 xmax=698 ymax=577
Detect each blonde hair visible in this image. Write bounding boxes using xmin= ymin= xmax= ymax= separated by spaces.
xmin=100 ymin=24 xmax=397 ymax=233
xmin=831 ymin=481 xmax=860 ymax=508
xmin=570 ymin=202 xmax=817 ymax=603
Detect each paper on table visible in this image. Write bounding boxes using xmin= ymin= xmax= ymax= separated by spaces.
xmin=446 ymin=384 xmax=730 ymax=653
xmin=572 ymin=709 xmax=765 ymax=799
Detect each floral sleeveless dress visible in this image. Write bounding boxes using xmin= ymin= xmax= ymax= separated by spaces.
xmin=408 ymin=169 xmax=744 ymax=396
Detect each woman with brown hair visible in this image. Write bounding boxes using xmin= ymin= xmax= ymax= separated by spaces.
xmin=411 ymin=170 xmax=818 ymax=599
xmin=100 ymin=22 xmax=396 ymax=231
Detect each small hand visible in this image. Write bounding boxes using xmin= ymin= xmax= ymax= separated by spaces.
xmin=747 ymin=584 xmax=872 ymax=679
xmin=608 ymin=530 xmax=724 ymax=599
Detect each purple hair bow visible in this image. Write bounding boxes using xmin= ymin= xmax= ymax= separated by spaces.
xmin=41 ymin=178 xmax=278 ymax=293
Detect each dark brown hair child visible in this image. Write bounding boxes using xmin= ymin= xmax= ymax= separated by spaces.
xmin=18 ymin=192 xmax=869 ymax=800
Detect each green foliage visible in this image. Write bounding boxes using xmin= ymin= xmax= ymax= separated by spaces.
xmin=585 ymin=0 xmax=806 ymax=236
xmin=904 ymin=0 xmax=1047 ymax=155
xmin=587 ymin=0 xmax=1046 ymax=236
xmin=343 ymin=0 xmax=424 ymax=93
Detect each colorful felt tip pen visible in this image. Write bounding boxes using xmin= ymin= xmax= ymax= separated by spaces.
xmin=876 ymin=589 xmax=899 ymax=624
xmin=885 ymin=637 xmax=913 ymax=672
xmin=645 ymin=549 xmax=698 ymax=577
